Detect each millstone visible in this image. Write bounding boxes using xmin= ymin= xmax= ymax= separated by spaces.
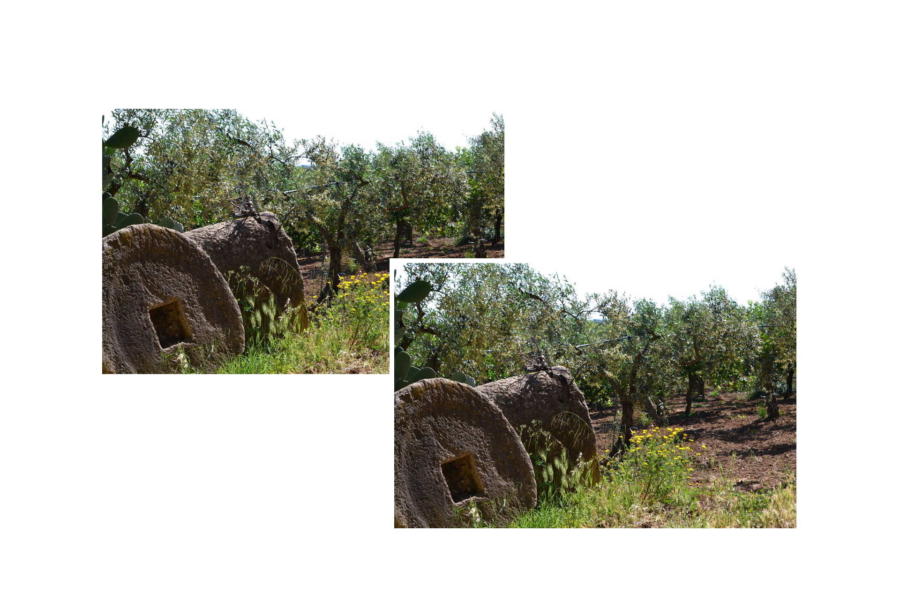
xmin=184 ymin=213 xmax=308 ymax=327
xmin=394 ymin=378 xmax=537 ymax=528
xmin=102 ymin=224 xmax=244 ymax=373
xmin=477 ymin=367 xmax=598 ymax=466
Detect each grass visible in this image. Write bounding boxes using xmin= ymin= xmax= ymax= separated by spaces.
xmin=489 ymin=426 xmax=795 ymax=528
xmin=213 ymin=321 xmax=388 ymax=374
xmin=508 ymin=476 xmax=795 ymax=528
xmin=182 ymin=272 xmax=389 ymax=374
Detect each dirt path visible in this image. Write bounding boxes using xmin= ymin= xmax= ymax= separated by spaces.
xmin=591 ymin=392 xmax=796 ymax=491
xmin=297 ymin=237 xmax=504 ymax=300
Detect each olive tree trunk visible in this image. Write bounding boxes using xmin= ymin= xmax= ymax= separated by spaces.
xmin=492 ymin=209 xmax=503 ymax=244
xmin=766 ymin=391 xmax=780 ymax=420
xmin=610 ymin=400 xmax=635 ymax=457
xmin=318 ymin=243 xmax=342 ymax=303
xmin=685 ymin=372 xmax=704 ymax=415
xmin=785 ymin=363 xmax=795 ymax=399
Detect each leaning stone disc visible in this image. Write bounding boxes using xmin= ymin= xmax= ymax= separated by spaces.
xmin=477 ymin=367 xmax=598 ymax=465
xmin=102 ymin=224 xmax=245 ymax=373
xmin=184 ymin=212 xmax=308 ymax=324
xmin=394 ymin=378 xmax=537 ymax=528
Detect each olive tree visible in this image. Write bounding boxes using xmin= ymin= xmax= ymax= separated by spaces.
xmin=664 ymin=287 xmax=756 ymax=415
xmin=286 ymin=138 xmax=374 ymax=300
xmin=373 ymin=133 xmax=466 ymax=258
xmin=397 ymin=263 xmax=588 ymax=385
xmin=581 ymin=294 xmax=666 ymax=454
xmin=460 ymin=114 xmax=504 ymax=246
xmin=751 ymin=269 xmax=797 ymax=419
xmin=104 ymin=109 xmax=297 ymax=227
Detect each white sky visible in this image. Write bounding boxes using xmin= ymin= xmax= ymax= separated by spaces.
xmin=105 ymin=107 xmax=499 ymax=153
xmin=523 ymin=259 xmax=792 ymax=307
xmin=394 ymin=259 xmax=790 ymax=308
xmin=240 ymin=106 xmax=499 ymax=151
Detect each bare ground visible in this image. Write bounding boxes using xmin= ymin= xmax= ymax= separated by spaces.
xmin=591 ymin=391 xmax=796 ymax=491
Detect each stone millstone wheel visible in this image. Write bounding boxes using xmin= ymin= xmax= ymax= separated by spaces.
xmin=394 ymin=378 xmax=537 ymax=528
xmin=102 ymin=224 xmax=245 ymax=373
xmin=477 ymin=367 xmax=598 ymax=466
xmin=184 ymin=213 xmax=308 ymax=324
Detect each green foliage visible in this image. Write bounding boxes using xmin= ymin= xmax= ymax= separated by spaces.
xmin=393 ymin=278 xmax=473 ymax=390
xmin=154 ymin=216 xmax=185 ymax=233
xmin=749 ymin=269 xmax=797 ymax=395
xmin=394 ymin=349 xmax=412 ymax=381
xmin=102 ymin=124 xmax=146 ymax=236
xmin=102 ymin=204 xmax=145 ymax=236
xmin=103 ymin=109 xmax=504 ymax=297
xmin=507 ymin=472 xmax=795 ymax=528
xmin=622 ymin=426 xmax=695 ymax=504
xmin=226 ymin=267 xmax=284 ymax=348
xmin=102 ymin=195 xmax=119 ymax=226
xmin=396 ymin=279 xmax=432 ymax=303
xmin=408 ymin=366 xmax=438 ymax=383
xmin=179 ymin=271 xmax=389 ymax=374
xmin=327 ymin=272 xmax=390 ymax=348
xmin=448 ymin=371 xmax=477 ymax=386
xmin=102 ymin=121 xmax=185 ymax=237
xmin=499 ymin=424 xmax=795 ymax=528
xmin=104 ymin=124 xmax=141 ymax=149
xmin=104 ymin=109 xmax=296 ymax=227
xmin=397 ymin=263 xmax=797 ymax=418
xmin=372 ymin=132 xmax=469 ymax=254
xmin=460 ymin=114 xmax=505 ymax=242
xmin=517 ymin=419 xmax=597 ymax=505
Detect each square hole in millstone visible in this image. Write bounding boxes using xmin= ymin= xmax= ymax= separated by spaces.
xmin=149 ymin=299 xmax=191 ymax=348
xmin=441 ymin=453 xmax=485 ymax=503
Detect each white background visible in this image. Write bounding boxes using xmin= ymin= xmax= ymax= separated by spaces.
xmin=2 ymin=1 xmax=899 ymax=599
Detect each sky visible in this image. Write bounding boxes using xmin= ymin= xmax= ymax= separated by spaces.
xmin=104 ymin=107 xmax=500 ymax=152
xmin=523 ymin=259 xmax=792 ymax=308
xmin=239 ymin=106 xmax=499 ymax=152
xmin=394 ymin=259 xmax=791 ymax=309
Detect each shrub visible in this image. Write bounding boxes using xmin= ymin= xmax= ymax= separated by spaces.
xmin=619 ymin=426 xmax=695 ymax=505
xmin=324 ymin=272 xmax=390 ymax=348
xmin=183 ymin=270 xmax=390 ymax=374
xmin=226 ymin=267 xmax=306 ymax=349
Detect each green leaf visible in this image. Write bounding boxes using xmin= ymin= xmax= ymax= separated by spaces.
xmin=397 ymin=280 xmax=432 ymax=303
xmin=155 ymin=216 xmax=185 ymax=233
xmin=408 ymin=366 xmax=438 ymax=383
xmin=395 ymin=350 xmax=412 ymax=380
xmin=102 ymin=196 xmax=119 ymax=227
xmin=449 ymin=371 xmax=476 ymax=386
xmin=102 ymin=154 xmax=113 ymax=190
xmin=104 ymin=125 xmax=141 ymax=149
xmin=113 ymin=212 xmax=144 ymax=228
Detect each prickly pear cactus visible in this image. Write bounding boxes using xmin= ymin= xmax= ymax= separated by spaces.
xmin=393 ymin=279 xmax=474 ymax=390
xmin=102 ymin=124 xmax=184 ymax=237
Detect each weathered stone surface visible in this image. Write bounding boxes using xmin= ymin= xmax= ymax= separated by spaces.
xmin=394 ymin=378 xmax=537 ymax=528
xmin=102 ymin=224 xmax=244 ymax=373
xmin=184 ymin=213 xmax=308 ymax=319
xmin=477 ymin=367 xmax=598 ymax=465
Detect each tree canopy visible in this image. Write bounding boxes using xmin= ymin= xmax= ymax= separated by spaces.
xmin=103 ymin=109 xmax=505 ymax=297
xmin=395 ymin=264 xmax=797 ymax=449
